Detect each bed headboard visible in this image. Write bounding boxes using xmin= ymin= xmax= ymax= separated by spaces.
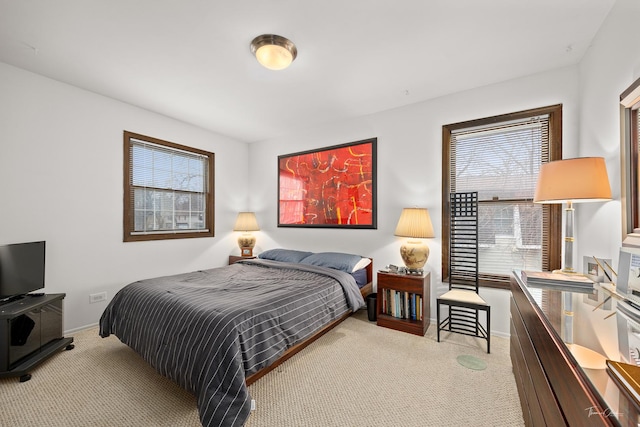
xmin=357 ymin=258 xmax=374 ymax=298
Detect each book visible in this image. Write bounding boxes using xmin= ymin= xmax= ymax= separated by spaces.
xmin=391 ymin=290 xmax=397 ymax=317
xmin=382 ymin=289 xmax=387 ymax=314
xmin=606 ymin=359 xmax=640 ymax=409
xmin=404 ymin=292 xmax=409 ymax=319
xmin=411 ymin=294 xmax=416 ymax=320
xmin=522 ymin=270 xmax=594 ymax=290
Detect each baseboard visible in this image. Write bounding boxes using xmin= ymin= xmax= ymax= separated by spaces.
xmin=64 ymin=322 xmax=98 ymax=335
xmin=427 ymin=318 xmax=510 ymax=339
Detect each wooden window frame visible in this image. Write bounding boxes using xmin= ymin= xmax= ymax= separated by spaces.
xmin=442 ymin=105 xmax=563 ymax=289
xmin=621 ymin=77 xmax=640 ymax=246
xmin=123 ymin=131 xmax=215 ymax=242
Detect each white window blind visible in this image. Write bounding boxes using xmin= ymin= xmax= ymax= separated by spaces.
xmin=129 ymin=138 xmax=209 ymax=235
xmin=450 ymin=115 xmax=550 ymax=275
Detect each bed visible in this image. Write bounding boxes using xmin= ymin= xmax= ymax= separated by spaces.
xmin=99 ymin=250 xmax=371 ymax=427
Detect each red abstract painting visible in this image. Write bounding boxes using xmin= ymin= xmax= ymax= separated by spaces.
xmin=278 ymin=138 xmax=377 ymax=228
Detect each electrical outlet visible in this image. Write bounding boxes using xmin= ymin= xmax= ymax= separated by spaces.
xmin=89 ymin=292 xmax=107 ymax=304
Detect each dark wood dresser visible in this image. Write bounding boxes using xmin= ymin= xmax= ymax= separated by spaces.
xmin=511 ymin=271 xmax=639 ymax=426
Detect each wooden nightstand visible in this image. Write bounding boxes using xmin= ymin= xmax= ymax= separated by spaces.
xmin=376 ymin=271 xmax=430 ymax=336
xmin=228 ymin=255 xmax=256 ymax=265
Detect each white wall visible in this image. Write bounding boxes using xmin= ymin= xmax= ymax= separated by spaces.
xmin=0 ymin=62 xmax=249 ymax=332
xmin=3 ymin=0 xmax=635 ymax=338
xmin=249 ymin=66 xmax=580 ymax=337
xmin=247 ymin=0 xmax=640 ymax=337
xmin=577 ymin=0 xmax=640 ymax=265
xmin=572 ymin=0 xmax=640 ymax=354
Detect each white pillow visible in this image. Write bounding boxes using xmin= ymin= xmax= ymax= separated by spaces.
xmin=352 ymin=257 xmax=371 ymax=272
xmin=299 ymin=252 xmax=370 ymax=273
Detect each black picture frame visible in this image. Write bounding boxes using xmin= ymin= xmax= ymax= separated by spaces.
xmin=277 ymin=138 xmax=377 ymax=229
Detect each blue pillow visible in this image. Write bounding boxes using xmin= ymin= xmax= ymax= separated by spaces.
xmin=351 ymin=269 xmax=369 ymax=288
xmin=299 ymin=252 xmax=366 ymax=273
xmin=258 ymin=248 xmax=313 ymax=263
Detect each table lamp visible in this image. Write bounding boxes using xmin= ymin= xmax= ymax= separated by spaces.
xmin=394 ymin=207 xmax=435 ymax=275
xmin=233 ymin=212 xmax=260 ymax=257
xmin=534 ymin=157 xmax=611 ymax=274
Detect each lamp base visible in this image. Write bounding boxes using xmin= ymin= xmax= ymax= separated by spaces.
xmin=399 ymin=239 xmax=429 ymax=272
xmin=551 ymin=269 xmax=582 ymax=276
xmin=238 ymin=234 xmax=256 ymax=257
xmin=405 ymin=268 xmax=424 ymax=276
xmin=240 ymin=247 xmax=254 ymax=257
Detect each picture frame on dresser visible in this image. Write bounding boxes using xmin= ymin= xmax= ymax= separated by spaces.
xmin=617 ymin=246 xmax=640 ymax=302
xmin=582 ymin=255 xmax=612 ymax=283
xmin=581 ymin=286 xmax=612 ymax=311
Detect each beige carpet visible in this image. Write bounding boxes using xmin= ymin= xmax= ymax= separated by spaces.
xmin=0 ymin=311 xmax=524 ymax=426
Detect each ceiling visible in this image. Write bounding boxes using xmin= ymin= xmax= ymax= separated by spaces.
xmin=0 ymin=1 xmax=615 ymax=143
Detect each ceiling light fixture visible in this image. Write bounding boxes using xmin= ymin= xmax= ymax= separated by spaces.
xmin=250 ymin=34 xmax=297 ymax=70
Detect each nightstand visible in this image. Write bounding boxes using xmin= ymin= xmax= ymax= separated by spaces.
xmin=376 ymin=271 xmax=430 ymax=336
xmin=228 ymin=255 xmax=255 ymax=265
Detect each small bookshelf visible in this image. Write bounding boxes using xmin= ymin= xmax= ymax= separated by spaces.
xmin=376 ymin=271 xmax=430 ymax=336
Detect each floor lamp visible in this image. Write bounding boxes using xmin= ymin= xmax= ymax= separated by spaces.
xmin=534 ymin=157 xmax=611 ymax=274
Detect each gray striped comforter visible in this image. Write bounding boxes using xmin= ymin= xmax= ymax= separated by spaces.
xmin=99 ymin=259 xmax=365 ymax=427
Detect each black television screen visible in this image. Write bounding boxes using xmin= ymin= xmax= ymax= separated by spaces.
xmin=0 ymin=241 xmax=45 ymax=300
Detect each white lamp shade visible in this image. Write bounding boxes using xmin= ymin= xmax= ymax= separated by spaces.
xmin=233 ymin=212 xmax=260 ymax=232
xmin=534 ymin=157 xmax=612 ymax=204
xmin=394 ymin=208 xmax=435 ymax=238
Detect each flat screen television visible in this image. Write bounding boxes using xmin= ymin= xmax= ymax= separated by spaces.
xmin=0 ymin=241 xmax=45 ymax=301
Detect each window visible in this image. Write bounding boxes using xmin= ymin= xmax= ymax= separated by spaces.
xmin=123 ymin=131 xmax=214 ymax=242
xmin=442 ymin=105 xmax=562 ymax=288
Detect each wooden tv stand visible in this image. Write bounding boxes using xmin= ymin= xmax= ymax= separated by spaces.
xmin=0 ymin=293 xmax=74 ymax=382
